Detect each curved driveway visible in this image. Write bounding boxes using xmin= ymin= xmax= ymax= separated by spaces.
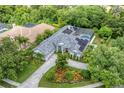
xmin=18 ymin=55 xmax=57 ymax=88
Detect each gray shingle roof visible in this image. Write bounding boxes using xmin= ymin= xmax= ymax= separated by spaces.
xmin=34 ymin=25 xmax=94 ymax=60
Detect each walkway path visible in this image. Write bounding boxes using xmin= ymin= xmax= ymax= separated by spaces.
xmin=68 ymin=59 xmax=88 ymax=70
xmin=18 ymin=55 xmax=57 ymax=88
xmin=68 ymin=60 xmax=104 ymax=88
xmin=2 ymin=79 xmax=21 ymax=87
xmin=81 ymin=82 xmax=104 ymax=88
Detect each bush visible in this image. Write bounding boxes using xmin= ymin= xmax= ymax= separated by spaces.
xmin=35 ymin=29 xmax=54 ymax=45
xmin=56 ymin=53 xmax=68 ymax=69
xmin=98 ymin=26 xmax=112 ymax=39
xmin=80 ymin=70 xmax=91 ymax=80
xmin=65 ymin=71 xmax=73 ymax=81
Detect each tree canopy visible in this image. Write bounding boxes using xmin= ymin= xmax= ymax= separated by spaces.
xmin=0 ymin=37 xmax=28 ymax=80
xmin=89 ymin=44 xmax=124 ymax=87
xmin=0 ymin=5 xmax=124 ymax=38
xmin=111 ymin=36 xmax=124 ymax=50
xmin=98 ymin=26 xmax=112 ymax=39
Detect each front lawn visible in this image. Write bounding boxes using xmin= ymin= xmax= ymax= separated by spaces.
xmin=39 ymin=66 xmax=95 ymax=88
xmin=16 ymin=61 xmax=44 ymax=83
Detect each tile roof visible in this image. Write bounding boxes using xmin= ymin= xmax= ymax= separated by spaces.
xmin=0 ymin=23 xmax=55 ymax=43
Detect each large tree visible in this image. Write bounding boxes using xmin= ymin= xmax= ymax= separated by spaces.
xmin=15 ymin=35 xmax=29 ymax=50
xmin=0 ymin=37 xmax=28 ymax=80
xmin=111 ymin=36 xmax=124 ymax=50
xmin=56 ymin=53 xmax=68 ymax=69
xmin=0 ymin=6 xmax=14 ymax=23
xmin=9 ymin=6 xmax=32 ymax=25
xmin=59 ymin=6 xmax=107 ymax=28
xmin=98 ymin=26 xmax=112 ymax=39
xmin=89 ymin=44 xmax=124 ymax=87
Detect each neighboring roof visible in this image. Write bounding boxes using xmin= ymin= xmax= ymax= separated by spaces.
xmin=0 ymin=23 xmax=55 ymax=43
xmin=34 ymin=25 xmax=94 ymax=58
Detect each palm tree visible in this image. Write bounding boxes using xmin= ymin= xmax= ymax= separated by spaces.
xmin=15 ymin=35 xmax=29 ymax=50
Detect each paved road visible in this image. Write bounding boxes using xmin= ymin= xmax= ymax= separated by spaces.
xmin=81 ymin=82 xmax=104 ymax=88
xmin=68 ymin=59 xmax=88 ymax=70
xmin=2 ymin=79 xmax=21 ymax=87
xmin=18 ymin=55 xmax=57 ymax=88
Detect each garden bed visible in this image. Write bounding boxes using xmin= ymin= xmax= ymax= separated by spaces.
xmin=39 ymin=66 xmax=95 ymax=88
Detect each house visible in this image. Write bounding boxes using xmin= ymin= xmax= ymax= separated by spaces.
xmin=34 ymin=25 xmax=94 ymax=61
xmin=0 ymin=23 xmax=55 ymax=43
xmin=0 ymin=23 xmax=11 ymax=33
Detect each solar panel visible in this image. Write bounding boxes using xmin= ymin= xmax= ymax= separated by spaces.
xmin=75 ymin=38 xmax=80 ymax=42
xmin=63 ymin=29 xmax=73 ymax=34
xmin=76 ymin=38 xmax=89 ymax=52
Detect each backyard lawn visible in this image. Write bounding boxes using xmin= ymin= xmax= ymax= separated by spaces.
xmin=92 ymin=34 xmax=103 ymax=45
xmin=16 ymin=61 xmax=44 ymax=83
xmin=39 ymin=66 xmax=95 ymax=88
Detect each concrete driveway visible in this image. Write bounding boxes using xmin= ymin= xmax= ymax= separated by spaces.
xmin=68 ymin=59 xmax=88 ymax=70
xmin=18 ymin=55 xmax=57 ymax=88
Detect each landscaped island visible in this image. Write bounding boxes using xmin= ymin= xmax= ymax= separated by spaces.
xmin=39 ymin=53 xmax=95 ymax=88
xmin=39 ymin=66 xmax=95 ymax=88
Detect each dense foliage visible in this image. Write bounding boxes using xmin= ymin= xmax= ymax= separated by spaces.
xmin=111 ymin=36 xmax=124 ymax=50
xmin=0 ymin=37 xmax=43 ymax=80
xmin=36 ymin=29 xmax=56 ymax=45
xmin=0 ymin=37 xmax=28 ymax=80
xmin=56 ymin=53 xmax=68 ymax=69
xmin=80 ymin=70 xmax=91 ymax=80
xmin=89 ymin=44 xmax=124 ymax=87
xmin=98 ymin=26 xmax=112 ymax=39
xmin=0 ymin=5 xmax=124 ymax=39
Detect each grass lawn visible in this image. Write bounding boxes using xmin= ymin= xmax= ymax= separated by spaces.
xmin=0 ymin=80 xmax=15 ymax=88
xmin=16 ymin=61 xmax=44 ymax=83
xmin=39 ymin=66 xmax=95 ymax=88
xmin=93 ymin=34 xmax=102 ymax=45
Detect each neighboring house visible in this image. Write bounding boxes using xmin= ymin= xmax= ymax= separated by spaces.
xmin=0 ymin=23 xmax=11 ymax=33
xmin=34 ymin=25 xmax=94 ymax=61
xmin=0 ymin=23 xmax=55 ymax=43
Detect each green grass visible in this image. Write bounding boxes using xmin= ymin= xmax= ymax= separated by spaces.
xmin=0 ymin=61 xmax=43 ymax=88
xmin=16 ymin=61 xmax=43 ymax=83
xmin=0 ymin=80 xmax=15 ymax=88
xmin=93 ymin=34 xmax=102 ymax=45
xmin=39 ymin=66 xmax=95 ymax=88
